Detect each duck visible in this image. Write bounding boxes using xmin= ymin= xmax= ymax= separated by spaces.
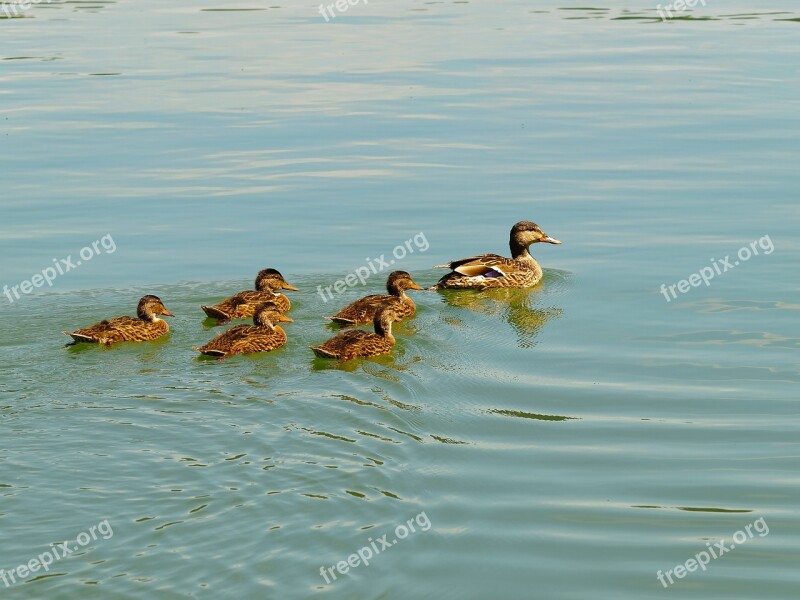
xmin=195 ymin=302 xmax=293 ymax=359
xmin=325 ymin=271 xmax=423 ymax=326
xmin=311 ymin=305 xmax=400 ymax=361
xmin=64 ymin=295 xmax=174 ymax=345
xmin=201 ymin=268 xmax=298 ymax=323
xmin=431 ymin=221 xmax=561 ymax=289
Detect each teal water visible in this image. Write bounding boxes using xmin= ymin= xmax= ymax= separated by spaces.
xmin=2 ymin=1 xmax=799 ymax=598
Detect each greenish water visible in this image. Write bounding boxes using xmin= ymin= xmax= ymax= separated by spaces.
xmin=2 ymin=1 xmax=799 ymax=598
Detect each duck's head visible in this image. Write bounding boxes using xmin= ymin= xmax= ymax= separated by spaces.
xmin=386 ymin=271 xmax=424 ymax=296
xmin=255 ymin=268 xmax=299 ymax=293
xmin=253 ymin=302 xmax=293 ymax=330
xmin=373 ymin=304 xmax=401 ymax=338
xmin=510 ymin=221 xmax=561 ymax=253
xmin=137 ymin=295 xmax=174 ymax=321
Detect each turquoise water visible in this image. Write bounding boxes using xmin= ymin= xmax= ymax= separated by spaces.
xmin=2 ymin=1 xmax=799 ymax=598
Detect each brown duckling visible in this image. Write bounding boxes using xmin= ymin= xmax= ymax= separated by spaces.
xmin=325 ymin=270 xmax=423 ymax=326
xmin=311 ymin=305 xmax=401 ymax=361
xmin=195 ymin=302 xmax=293 ymax=359
xmin=431 ymin=221 xmax=561 ymax=290
xmin=201 ymin=268 xmax=298 ymax=323
xmin=64 ymin=295 xmax=174 ymax=345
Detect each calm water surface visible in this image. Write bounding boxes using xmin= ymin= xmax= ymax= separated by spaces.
xmin=1 ymin=1 xmax=799 ymax=598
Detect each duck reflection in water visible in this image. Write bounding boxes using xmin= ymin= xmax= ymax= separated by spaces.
xmin=435 ymin=279 xmax=563 ymax=349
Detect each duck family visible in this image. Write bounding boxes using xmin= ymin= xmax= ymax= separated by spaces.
xmin=63 ymin=221 xmax=561 ymax=361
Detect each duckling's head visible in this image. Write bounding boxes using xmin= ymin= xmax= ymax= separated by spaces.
xmin=255 ymin=268 xmax=299 ymax=293
xmin=253 ymin=302 xmax=293 ymax=330
xmin=510 ymin=221 xmax=561 ymax=252
xmin=137 ymin=295 xmax=174 ymax=321
xmin=386 ymin=271 xmax=424 ymax=295
xmin=373 ymin=304 xmax=401 ymax=338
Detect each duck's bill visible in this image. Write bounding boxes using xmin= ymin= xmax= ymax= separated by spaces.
xmin=408 ymin=282 xmax=424 ymax=290
xmin=162 ymin=309 xmax=175 ymax=317
xmin=277 ymin=315 xmax=294 ymax=323
xmin=541 ymin=235 xmax=562 ymax=244
xmin=282 ymin=283 xmax=299 ymax=291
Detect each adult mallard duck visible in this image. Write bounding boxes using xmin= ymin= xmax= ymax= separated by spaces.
xmin=195 ymin=302 xmax=292 ymax=359
xmin=64 ymin=295 xmax=174 ymax=345
xmin=325 ymin=271 xmax=423 ymax=326
xmin=431 ymin=221 xmax=561 ymax=290
xmin=311 ymin=305 xmax=400 ymax=361
xmin=201 ymin=268 xmax=298 ymax=324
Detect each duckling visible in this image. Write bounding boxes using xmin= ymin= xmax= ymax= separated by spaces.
xmin=196 ymin=302 xmax=292 ymax=359
xmin=64 ymin=295 xmax=174 ymax=345
xmin=325 ymin=271 xmax=423 ymax=326
xmin=201 ymin=268 xmax=298 ymax=323
xmin=311 ymin=305 xmax=400 ymax=361
xmin=431 ymin=221 xmax=561 ymax=289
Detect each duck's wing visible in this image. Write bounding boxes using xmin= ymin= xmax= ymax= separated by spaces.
xmin=327 ymin=330 xmax=371 ymax=346
xmin=196 ymin=324 xmax=253 ymax=355
xmin=228 ymin=291 xmax=285 ymax=316
xmin=327 ymin=294 xmax=395 ymax=325
xmin=66 ymin=315 xmax=134 ymax=343
xmin=69 ymin=316 xmax=169 ymax=344
xmin=202 ymin=290 xmax=282 ymax=322
xmin=232 ymin=290 xmax=269 ymax=304
xmin=341 ymin=333 xmax=393 ymax=361
xmin=433 ymin=254 xmax=514 ymax=278
xmin=202 ymin=290 xmax=260 ymax=318
xmin=311 ymin=329 xmax=371 ymax=357
xmin=202 ymin=295 xmax=241 ymax=319
xmin=230 ymin=328 xmax=287 ymax=355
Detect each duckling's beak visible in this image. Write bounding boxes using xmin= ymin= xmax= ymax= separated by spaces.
xmin=282 ymin=282 xmax=299 ymax=291
xmin=162 ymin=308 xmax=175 ymax=317
xmin=277 ymin=314 xmax=293 ymax=323
xmin=541 ymin=234 xmax=561 ymax=245
xmin=407 ymin=281 xmax=424 ymax=291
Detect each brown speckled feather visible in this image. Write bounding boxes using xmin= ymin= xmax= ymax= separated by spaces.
xmin=311 ymin=305 xmax=400 ymax=361
xmin=311 ymin=329 xmax=394 ymax=361
xmin=201 ymin=268 xmax=297 ymax=323
xmin=202 ymin=290 xmax=290 ymax=321
xmin=433 ymin=254 xmax=542 ymax=289
xmin=196 ymin=324 xmax=288 ymax=358
xmin=432 ymin=221 xmax=560 ymax=290
xmin=328 ymin=295 xmax=414 ymax=326
xmin=64 ymin=295 xmax=173 ymax=345
xmin=326 ymin=271 xmax=423 ymax=326
xmin=68 ymin=317 xmax=169 ymax=344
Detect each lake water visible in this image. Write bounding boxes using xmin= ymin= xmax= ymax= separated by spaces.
xmin=1 ymin=1 xmax=799 ymax=598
